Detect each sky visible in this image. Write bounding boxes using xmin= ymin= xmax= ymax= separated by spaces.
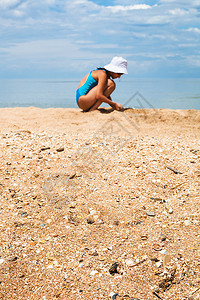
xmin=0 ymin=0 xmax=200 ymax=78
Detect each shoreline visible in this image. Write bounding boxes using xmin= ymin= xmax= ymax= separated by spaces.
xmin=0 ymin=106 xmax=199 ymax=110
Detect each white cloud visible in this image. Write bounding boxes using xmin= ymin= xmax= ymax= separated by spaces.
xmin=178 ymin=43 xmax=197 ymax=47
xmin=186 ymin=27 xmax=200 ymax=33
xmin=160 ymin=0 xmax=200 ymax=5
xmin=13 ymin=9 xmax=24 ymax=16
xmin=0 ymin=0 xmax=21 ymax=9
xmin=0 ymin=0 xmax=200 ymax=78
xmin=66 ymin=0 xmax=98 ymax=10
xmin=0 ymin=39 xmax=116 ymax=73
xmin=106 ymin=4 xmax=152 ymax=13
xmin=44 ymin=0 xmax=55 ymax=4
xmin=186 ymin=55 xmax=200 ymax=67
xmin=169 ymin=8 xmax=189 ymax=16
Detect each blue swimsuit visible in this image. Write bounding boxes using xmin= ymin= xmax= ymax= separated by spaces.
xmin=76 ymin=69 xmax=106 ymax=105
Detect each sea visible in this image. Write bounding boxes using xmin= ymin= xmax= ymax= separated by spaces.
xmin=0 ymin=78 xmax=200 ymax=110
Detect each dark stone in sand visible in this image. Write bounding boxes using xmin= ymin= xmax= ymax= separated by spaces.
xmin=109 ymin=262 xmax=120 ymax=275
xmin=56 ymin=147 xmax=64 ymax=152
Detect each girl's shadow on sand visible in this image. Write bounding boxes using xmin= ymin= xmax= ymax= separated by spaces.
xmin=98 ymin=107 xmax=132 ymax=114
xmin=81 ymin=107 xmax=133 ymax=114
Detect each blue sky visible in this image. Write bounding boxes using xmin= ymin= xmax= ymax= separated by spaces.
xmin=0 ymin=0 xmax=200 ymax=78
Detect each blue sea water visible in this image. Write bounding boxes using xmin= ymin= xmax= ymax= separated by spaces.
xmin=0 ymin=78 xmax=199 ymax=110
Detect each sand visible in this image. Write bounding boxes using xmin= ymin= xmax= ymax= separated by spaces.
xmin=0 ymin=107 xmax=200 ymax=300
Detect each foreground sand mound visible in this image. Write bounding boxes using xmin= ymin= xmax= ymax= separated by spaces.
xmin=0 ymin=108 xmax=199 ymax=299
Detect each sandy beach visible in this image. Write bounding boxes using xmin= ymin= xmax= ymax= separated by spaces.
xmin=0 ymin=107 xmax=200 ymax=300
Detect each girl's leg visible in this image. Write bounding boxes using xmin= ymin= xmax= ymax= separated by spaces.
xmin=78 ymin=79 xmax=115 ymax=112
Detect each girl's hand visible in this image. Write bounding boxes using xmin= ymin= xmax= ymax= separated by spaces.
xmin=114 ymin=103 xmax=123 ymax=111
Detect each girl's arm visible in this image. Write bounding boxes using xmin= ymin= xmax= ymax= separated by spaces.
xmin=95 ymin=71 xmax=119 ymax=109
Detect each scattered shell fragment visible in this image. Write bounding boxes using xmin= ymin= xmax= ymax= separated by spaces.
xmin=126 ymin=259 xmax=135 ymax=267
xmin=160 ymin=249 xmax=167 ymax=255
xmin=146 ymin=211 xmax=155 ymax=217
xmin=184 ymin=220 xmax=191 ymax=226
xmin=156 ymin=261 xmax=162 ymax=268
xmin=167 ymin=207 xmax=173 ymax=214
xmin=90 ymin=270 xmax=98 ymax=276
xmin=152 ymin=243 xmax=162 ymax=251
xmin=109 ymin=292 xmax=118 ymax=299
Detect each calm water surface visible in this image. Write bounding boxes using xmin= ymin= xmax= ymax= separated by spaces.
xmin=0 ymin=78 xmax=199 ymax=110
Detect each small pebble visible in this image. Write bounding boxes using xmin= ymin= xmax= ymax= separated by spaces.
xmin=86 ymin=216 xmax=95 ymax=224
xmin=109 ymin=262 xmax=120 ymax=274
xmin=90 ymin=270 xmax=98 ymax=276
xmin=168 ymin=208 xmax=173 ymax=214
xmin=156 ymin=261 xmax=162 ymax=268
xmin=109 ymin=292 xmax=118 ymax=299
xmin=184 ymin=220 xmax=191 ymax=226
xmin=69 ymin=173 xmax=76 ymax=179
xmin=56 ymin=147 xmax=64 ymax=152
xmin=0 ymin=258 xmax=4 ymax=264
xmin=89 ymin=209 xmax=97 ymax=215
xmin=160 ymin=249 xmax=167 ymax=254
xmin=146 ymin=211 xmax=155 ymax=217
xmin=161 ymin=235 xmax=167 ymax=241
xmin=21 ymin=212 xmax=28 ymax=217
xmin=151 ymin=257 xmax=159 ymax=262
xmin=163 ymin=254 xmax=171 ymax=265
xmin=90 ymin=250 xmax=98 ymax=256
xmin=40 ymin=147 xmax=50 ymax=151
xmin=8 ymin=256 xmax=18 ymax=262
xmin=126 ymin=259 xmax=135 ymax=267
xmin=69 ymin=202 xmax=76 ymax=208
xmin=47 ymin=264 xmax=54 ymax=269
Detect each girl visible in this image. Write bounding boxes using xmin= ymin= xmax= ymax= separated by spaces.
xmin=76 ymin=56 xmax=128 ymax=112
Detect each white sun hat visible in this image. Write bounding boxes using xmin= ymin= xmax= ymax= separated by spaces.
xmin=104 ymin=56 xmax=128 ymax=75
